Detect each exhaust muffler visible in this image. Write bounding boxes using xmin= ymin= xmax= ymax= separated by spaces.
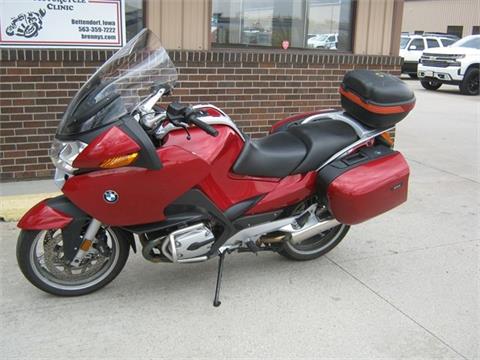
xmin=281 ymin=218 xmax=340 ymax=245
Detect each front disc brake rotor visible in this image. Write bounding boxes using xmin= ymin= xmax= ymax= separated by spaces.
xmin=42 ymin=231 xmax=108 ymax=282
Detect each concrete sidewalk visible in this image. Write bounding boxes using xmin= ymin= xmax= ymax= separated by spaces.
xmin=0 ymin=80 xmax=478 ymax=359
xmin=0 ymin=180 xmax=59 ymax=221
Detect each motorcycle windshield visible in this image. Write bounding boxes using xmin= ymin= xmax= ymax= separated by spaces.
xmin=57 ymin=29 xmax=177 ymax=136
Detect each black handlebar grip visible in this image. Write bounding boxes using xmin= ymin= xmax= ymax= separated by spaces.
xmin=188 ymin=114 xmax=219 ymax=137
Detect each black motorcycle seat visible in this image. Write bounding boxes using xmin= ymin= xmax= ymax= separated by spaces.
xmin=288 ymin=120 xmax=358 ymax=174
xmin=232 ymin=131 xmax=307 ymax=178
xmin=233 ymin=120 xmax=358 ymax=178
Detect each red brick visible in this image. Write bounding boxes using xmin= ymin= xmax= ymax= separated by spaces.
xmin=7 ymin=68 xmax=30 ymax=75
xmin=16 ymin=83 xmax=36 ymax=90
xmin=2 ymin=107 xmax=24 ymax=114
xmin=21 ymin=75 xmax=43 ymax=82
xmin=32 ymin=68 xmax=53 ymax=75
xmin=15 ymin=157 xmax=38 ymax=165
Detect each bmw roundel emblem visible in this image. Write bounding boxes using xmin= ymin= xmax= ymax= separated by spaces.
xmin=103 ymin=190 xmax=119 ymax=203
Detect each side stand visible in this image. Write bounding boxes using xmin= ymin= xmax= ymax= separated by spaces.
xmin=213 ymin=251 xmax=226 ymax=307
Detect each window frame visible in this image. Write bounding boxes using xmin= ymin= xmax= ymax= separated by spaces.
xmin=210 ymin=0 xmax=356 ymax=53
xmin=408 ymin=38 xmax=425 ymax=51
xmin=426 ymin=38 xmax=440 ymax=48
xmin=440 ymin=38 xmax=456 ymax=47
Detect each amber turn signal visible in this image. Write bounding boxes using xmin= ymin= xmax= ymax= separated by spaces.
xmin=100 ymin=152 xmax=139 ymax=169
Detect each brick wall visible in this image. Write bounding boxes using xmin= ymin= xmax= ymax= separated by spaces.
xmin=0 ymin=49 xmax=402 ymax=181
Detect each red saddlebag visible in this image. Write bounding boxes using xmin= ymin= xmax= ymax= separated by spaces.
xmin=317 ymin=145 xmax=409 ymax=225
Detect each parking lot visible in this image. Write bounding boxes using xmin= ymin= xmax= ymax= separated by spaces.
xmin=0 ymin=80 xmax=478 ymax=359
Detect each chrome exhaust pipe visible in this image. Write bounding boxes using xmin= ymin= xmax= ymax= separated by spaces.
xmin=282 ymin=218 xmax=341 ymax=245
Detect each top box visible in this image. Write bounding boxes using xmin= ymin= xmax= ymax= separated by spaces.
xmin=340 ymin=70 xmax=416 ymax=129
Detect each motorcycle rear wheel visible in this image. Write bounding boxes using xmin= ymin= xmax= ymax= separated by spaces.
xmin=279 ymin=224 xmax=349 ymax=261
xmin=278 ymin=199 xmax=349 ymax=261
xmin=17 ymin=227 xmax=130 ymax=296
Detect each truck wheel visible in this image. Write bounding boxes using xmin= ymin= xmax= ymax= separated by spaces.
xmin=459 ymin=68 xmax=479 ymax=95
xmin=421 ymin=79 xmax=442 ymax=91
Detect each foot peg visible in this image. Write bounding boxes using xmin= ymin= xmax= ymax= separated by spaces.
xmin=246 ymin=240 xmax=261 ymax=253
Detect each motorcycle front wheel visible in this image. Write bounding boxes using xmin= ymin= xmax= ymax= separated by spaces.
xmin=17 ymin=227 xmax=130 ymax=296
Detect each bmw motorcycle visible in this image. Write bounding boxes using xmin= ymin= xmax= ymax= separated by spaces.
xmin=17 ymin=29 xmax=415 ymax=306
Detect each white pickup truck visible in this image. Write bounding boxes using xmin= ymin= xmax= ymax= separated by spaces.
xmin=418 ymin=35 xmax=480 ymax=95
xmin=399 ymin=34 xmax=457 ymax=78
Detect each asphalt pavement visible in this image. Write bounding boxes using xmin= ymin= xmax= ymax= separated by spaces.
xmin=0 ymin=80 xmax=478 ymax=359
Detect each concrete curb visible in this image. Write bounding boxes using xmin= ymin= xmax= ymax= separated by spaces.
xmin=0 ymin=193 xmax=61 ymax=222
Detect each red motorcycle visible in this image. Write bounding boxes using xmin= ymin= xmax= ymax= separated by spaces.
xmin=17 ymin=29 xmax=415 ymax=306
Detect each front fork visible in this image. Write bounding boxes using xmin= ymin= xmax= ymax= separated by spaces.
xmin=70 ymin=219 xmax=102 ymax=267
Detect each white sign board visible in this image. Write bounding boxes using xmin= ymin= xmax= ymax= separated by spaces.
xmin=0 ymin=0 xmax=126 ymax=49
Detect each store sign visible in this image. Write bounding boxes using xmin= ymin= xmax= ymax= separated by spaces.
xmin=0 ymin=0 xmax=125 ymax=49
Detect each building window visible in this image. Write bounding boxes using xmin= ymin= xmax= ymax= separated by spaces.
xmin=473 ymin=26 xmax=480 ymax=35
xmin=125 ymin=0 xmax=144 ymax=41
xmin=211 ymin=0 xmax=354 ymax=51
xmin=447 ymin=25 xmax=463 ymax=38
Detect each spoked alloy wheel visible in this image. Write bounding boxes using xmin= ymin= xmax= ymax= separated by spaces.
xmin=17 ymin=227 xmax=129 ymax=296
xmin=278 ymin=200 xmax=349 ymax=261
xmin=280 ymin=224 xmax=349 ymax=261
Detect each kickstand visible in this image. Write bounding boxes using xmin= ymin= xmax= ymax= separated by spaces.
xmin=213 ymin=250 xmax=227 ymax=307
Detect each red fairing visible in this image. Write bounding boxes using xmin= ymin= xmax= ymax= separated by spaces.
xmin=246 ymin=172 xmax=317 ymax=214
xmin=73 ymin=126 xmax=141 ymax=168
xmin=155 ymin=125 xmax=316 ymax=213
xmin=327 ymin=153 xmax=410 ymax=225
xmin=62 ymin=146 xmax=210 ymax=226
xmin=269 ymin=109 xmax=335 ymax=133
xmin=165 ymin=126 xmax=280 ymax=210
xmin=61 ymin=125 xmax=321 ymax=226
xmin=18 ymin=200 xmax=73 ymax=230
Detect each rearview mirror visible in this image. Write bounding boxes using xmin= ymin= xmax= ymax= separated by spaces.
xmin=409 ymin=45 xmax=417 ymax=50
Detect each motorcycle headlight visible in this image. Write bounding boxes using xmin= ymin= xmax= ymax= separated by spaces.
xmin=49 ymin=139 xmax=87 ymax=173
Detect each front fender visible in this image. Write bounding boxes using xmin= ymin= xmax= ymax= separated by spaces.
xmin=17 ymin=195 xmax=137 ymax=258
xmin=18 ymin=196 xmax=87 ymax=230
xmin=18 ymin=200 xmax=72 ymax=230
xmin=18 ymin=196 xmax=90 ymax=262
